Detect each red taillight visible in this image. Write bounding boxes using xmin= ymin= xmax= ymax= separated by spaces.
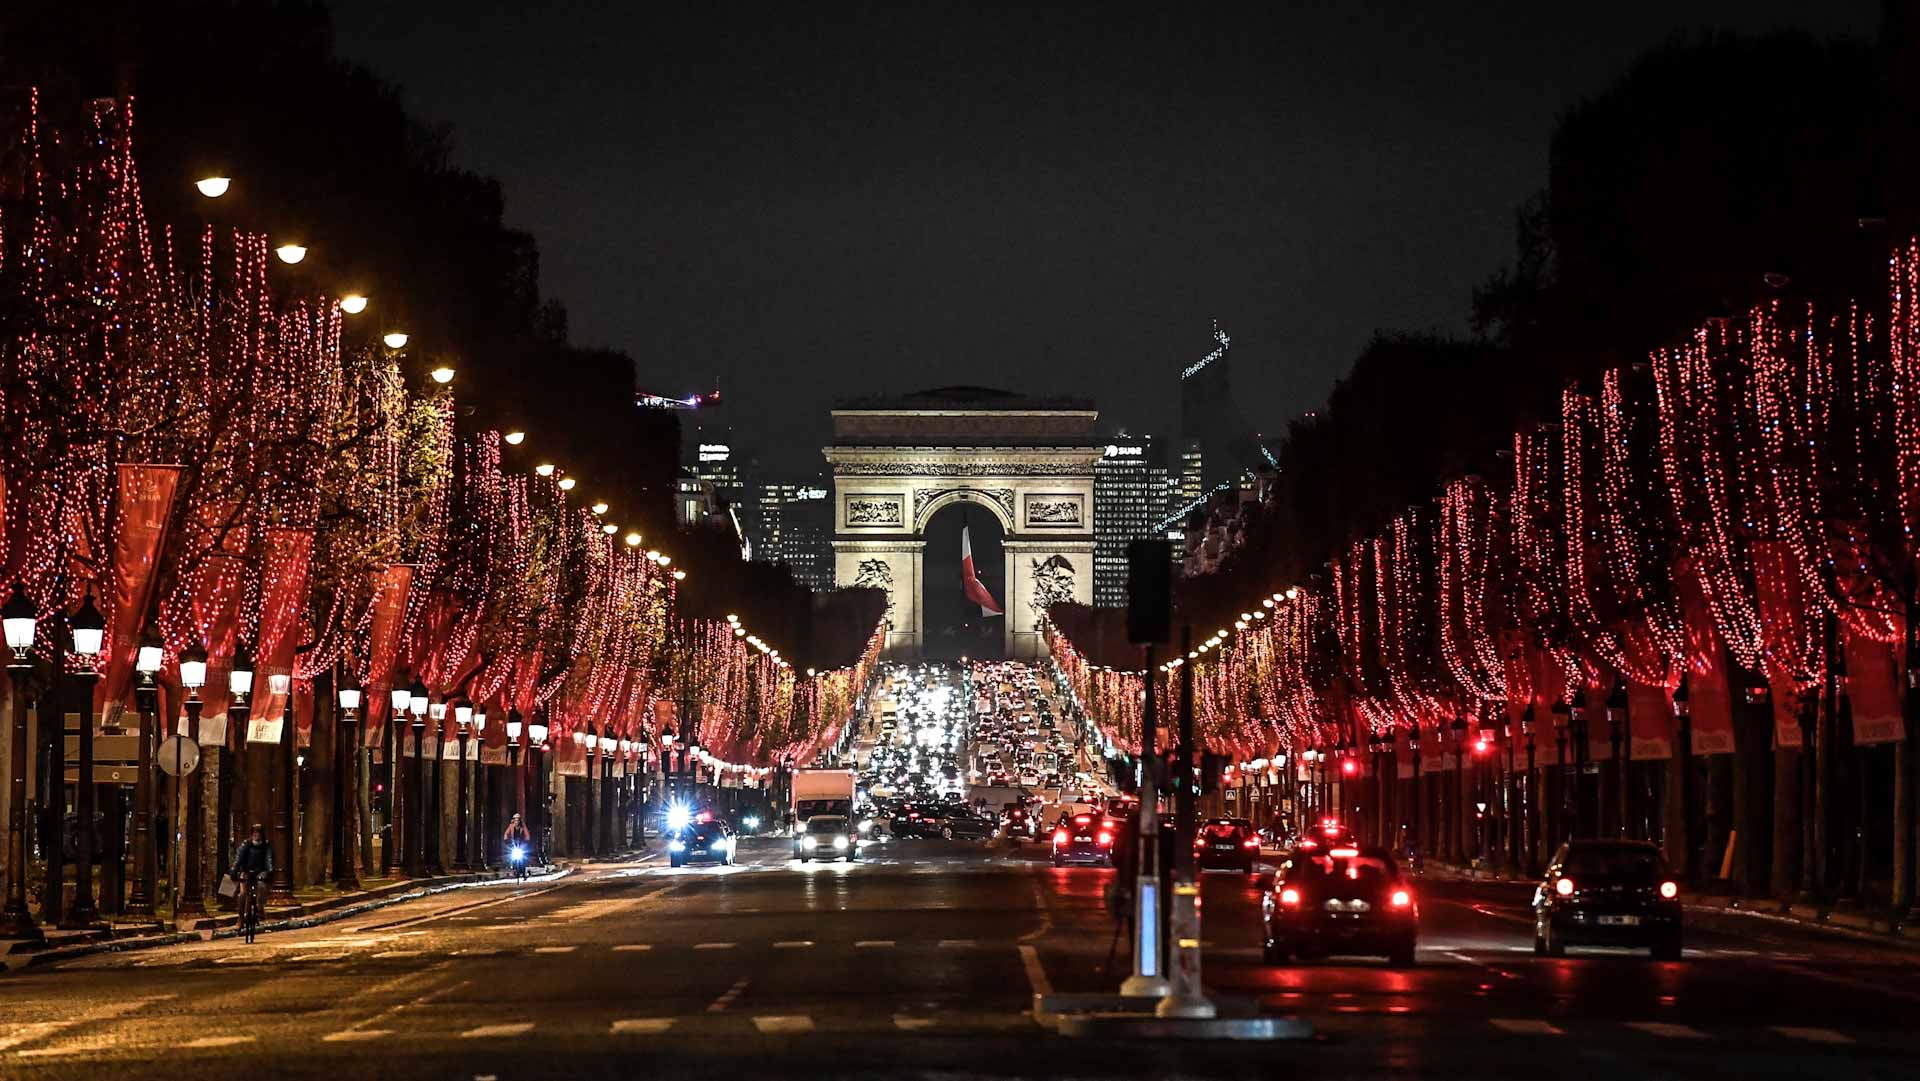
xmin=1555 ymin=877 xmax=1574 ymax=897
xmin=1391 ymin=889 xmax=1411 ymax=908
xmin=1096 ymin=831 xmax=1113 ymax=846
xmin=1341 ymin=760 xmax=1357 ymax=775
xmin=1242 ymin=838 xmax=1259 ymax=849
xmin=1297 ymin=839 xmax=1317 ymax=850
xmin=1279 ymin=887 xmax=1300 ymax=906
xmin=1052 ymin=829 xmax=1069 ymax=844
xmin=1659 ymin=880 xmax=1678 ymax=900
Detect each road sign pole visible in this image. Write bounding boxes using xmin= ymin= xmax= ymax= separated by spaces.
xmin=1159 ymin=624 xmax=1215 ymax=1019
xmin=1121 ymin=643 xmax=1168 ymax=997
xmin=177 ymin=697 xmax=207 ymax=921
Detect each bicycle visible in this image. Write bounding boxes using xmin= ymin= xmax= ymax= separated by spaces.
xmin=236 ymin=875 xmax=265 ymax=943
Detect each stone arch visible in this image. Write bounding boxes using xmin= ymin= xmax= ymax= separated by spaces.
xmin=911 ymin=486 xmax=1015 ymax=535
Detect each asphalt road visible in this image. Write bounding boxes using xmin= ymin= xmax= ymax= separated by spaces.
xmin=2 ymin=835 xmax=1917 ymax=1080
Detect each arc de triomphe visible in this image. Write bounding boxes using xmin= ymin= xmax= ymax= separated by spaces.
xmin=826 ymin=388 xmax=1099 ymax=660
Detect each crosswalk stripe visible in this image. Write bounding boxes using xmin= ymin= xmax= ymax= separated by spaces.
xmin=1625 ymin=1022 xmax=1706 ymax=1039
xmin=374 ymin=950 xmax=423 ymax=959
xmin=1489 ymin=1019 xmax=1561 ymax=1035
xmin=322 ymin=1030 xmax=391 ymax=1042
xmin=532 ymin=946 xmax=576 ymax=954
xmin=461 ymin=1023 xmax=535 ymax=1039
xmin=938 ymin=939 xmax=976 ymax=948
xmin=854 ymin=940 xmax=895 ymax=948
xmin=1772 ymin=1026 xmax=1853 ymax=1044
xmin=181 ymin=1035 xmax=255 ymax=1049
xmin=693 ymin=942 xmax=736 ymax=950
xmin=894 ymin=1016 xmax=936 ymax=1031
xmin=773 ymin=940 xmax=814 ymax=949
xmin=612 ymin=944 xmax=653 ymax=952
xmin=752 ymin=1016 xmax=815 ymax=1034
xmin=611 ymin=1018 xmax=677 ymax=1035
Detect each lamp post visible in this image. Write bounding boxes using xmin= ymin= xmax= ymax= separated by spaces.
xmin=405 ymin=680 xmax=429 ymax=877
xmin=581 ymin=725 xmax=598 ymax=857
xmin=1552 ymin=698 xmax=1572 ymax=845
xmin=333 ymin=683 xmax=361 ymax=891
xmin=1672 ymin=676 xmax=1693 ymax=883
xmin=1606 ymin=681 xmax=1629 ymax=837
xmin=2 ymin=585 xmax=43 ymax=941
xmin=382 ymin=684 xmax=410 ymax=877
xmin=1405 ymin=727 xmax=1422 ymax=858
xmin=427 ymin=699 xmax=448 ymax=875
xmin=601 ymin=735 xmax=618 ymax=853
xmin=1450 ymin=714 xmax=1469 ymax=865
xmin=59 ymin=600 xmax=108 ymax=930
xmin=506 ymin=710 xmax=525 ymax=824
xmin=470 ymin=708 xmax=489 ymax=871
xmin=269 ymin=668 xmax=296 ymax=906
xmin=529 ymin=722 xmax=551 ymax=863
xmin=617 ymin=739 xmax=633 ymax=849
xmin=175 ymin=645 xmax=208 ymax=921
xmin=1521 ymin=707 xmax=1538 ymax=875
xmin=126 ymin=625 xmax=164 ymax=920
xmin=218 ymin=646 xmax=253 ymax=902
xmin=453 ymin=703 xmax=473 ymax=872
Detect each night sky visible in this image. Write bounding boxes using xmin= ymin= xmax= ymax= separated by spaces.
xmin=327 ymin=1 xmax=1877 ymax=472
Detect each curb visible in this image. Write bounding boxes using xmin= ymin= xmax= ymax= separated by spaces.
xmin=0 ymin=866 xmax=578 ymax=975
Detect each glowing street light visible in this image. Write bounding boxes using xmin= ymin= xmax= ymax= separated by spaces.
xmin=672 ymin=569 xmax=686 ymax=581
xmin=590 ymin=501 xmax=609 ymax=515
xmin=194 ymin=176 xmax=231 ymax=198
xmin=274 ymin=243 xmax=307 ymax=265
xmin=602 ymin=523 xmax=618 ymax=535
xmin=504 ymin=430 xmax=526 ymax=445
xmin=429 ymin=366 xmax=455 ymax=385
xmin=624 ymin=532 xmax=642 ymax=547
xmin=383 ymin=332 xmax=410 ymax=349
xmin=557 ymin=477 xmax=577 ymax=491
xmin=339 ymin=294 xmax=368 ymax=314
xmin=535 ymin=463 xmax=556 ymax=477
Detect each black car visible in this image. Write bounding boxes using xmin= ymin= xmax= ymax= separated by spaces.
xmin=1050 ymin=812 xmax=1117 ymax=867
xmin=1194 ymin=817 xmax=1260 ymax=873
xmin=1533 ymin=840 xmax=1683 ymax=960
xmin=1263 ymin=844 xmax=1417 ymax=966
xmin=935 ymin=809 xmax=996 ymax=840
xmin=891 ymin=804 xmax=940 ymax=838
xmin=668 ymin=819 xmax=736 ymax=868
xmin=1002 ymin=803 xmax=1039 ymax=841
xmin=1292 ymin=817 xmax=1352 ymax=854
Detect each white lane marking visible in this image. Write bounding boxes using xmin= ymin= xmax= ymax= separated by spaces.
xmin=455 ymin=948 xmax=503 ymax=956
xmin=894 ymin=1016 xmax=936 ymax=1031
xmin=612 ymin=944 xmax=653 ymax=952
xmin=322 ymin=1030 xmax=392 ymax=1042
xmin=182 ymin=1035 xmax=256 ymax=1049
xmin=1019 ymin=944 xmax=1053 ymax=997
xmin=0 ymin=995 xmax=176 ymax=1051
xmin=532 ymin=946 xmax=577 ymax=954
xmin=707 ymin=976 xmax=751 ymax=1013
xmin=854 ymin=939 xmax=895 ymax=948
xmin=1489 ymin=1019 xmax=1561 ymax=1035
xmin=693 ymin=942 xmax=736 ymax=950
xmin=1773 ymin=1026 xmax=1853 ymax=1044
xmin=1626 ymin=1022 xmax=1706 ymax=1039
xmin=938 ymin=939 xmax=976 ymax=948
xmin=375 ymin=950 xmax=424 ymax=959
xmin=461 ymin=1023 xmax=536 ymax=1039
xmin=611 ymin=1018 xmax=676 ymax=1035
xmin=773 ymin=940 xmax=814 ymax=949
xmin=752 ymin=1015 xmax=815 ymax=1034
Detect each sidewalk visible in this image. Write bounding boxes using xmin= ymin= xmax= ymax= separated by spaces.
xmin=0 ymin=857 xmax=597 ymax=974
xmin=1417 ymin=857 xmax=1920 ymax=948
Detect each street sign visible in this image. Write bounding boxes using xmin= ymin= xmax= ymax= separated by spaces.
xmin=156 ymin=735 xmax=201 ymax=777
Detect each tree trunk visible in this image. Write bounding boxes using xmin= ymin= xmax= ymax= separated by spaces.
xmin=300 ymin=677 xmax=334 ymax=887
xmin=1771 ymin=748 xmax=1799 ymax=902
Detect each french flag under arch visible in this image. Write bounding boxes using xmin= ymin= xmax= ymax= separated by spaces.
xmin=960 ymin=524 xmax=1003 ymax=617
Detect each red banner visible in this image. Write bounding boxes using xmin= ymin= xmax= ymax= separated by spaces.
xmin=1844 ymin=625 xmax=1906 ymax=745
xmin=1752 ymin=540 xmax=1813 ymax=749
xmin=96 ymin=464 xmax=184 ymax=731
xmin=247 ymin=528 xmax=313 ymax=744
xmin=359 ymin=564 xmax=415 ymax=748
xmin=1626 ymin=682 xmax=1674 ymax=760
xmin=1676 ymin=564 xmax=1736 ymax=755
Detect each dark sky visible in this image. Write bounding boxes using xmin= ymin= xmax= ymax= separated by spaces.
xmin=327 ymin=1 xmax=1877 ymax=473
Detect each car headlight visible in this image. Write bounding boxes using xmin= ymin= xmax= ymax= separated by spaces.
xmin=669 ymin=840 xmax=686 ymax=852
xmin=859 ymin=819 xmax=874 ymax=832
xmin=802 ymin=836 xmax=818 ymax=849
xmin=833 ymin=836 xmax=849 ymax=850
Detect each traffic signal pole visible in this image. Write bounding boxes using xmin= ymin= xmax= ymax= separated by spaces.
xmin=1158 ymin=623 xmax=1214 ymax=1018
xmin=1120 ymin=642 xmax=1167 ymax=997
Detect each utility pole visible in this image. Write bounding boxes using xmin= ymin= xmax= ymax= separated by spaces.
xmin=1159 ymin=623 xmax=1213 ymax=1019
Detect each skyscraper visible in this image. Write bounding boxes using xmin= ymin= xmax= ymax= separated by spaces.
xmin=752 ymin=478 xmax=835 ymax=592
xmin=1093 ymin=433 xmax=1167 ymax=607
xmin=1179 ymin=322 xmax=1267 ymax=490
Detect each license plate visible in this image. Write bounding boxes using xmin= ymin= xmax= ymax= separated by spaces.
xmin=1074 ymin=836 xmax=1092 ymax=843
xmin=1212 ymin=843 xmax=1236 ymax=850
xmin=1597 ymin=915 xmax=1641 ymax=926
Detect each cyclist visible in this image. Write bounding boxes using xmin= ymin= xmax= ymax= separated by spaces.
xmin=230 ymin=823 xmax=274 ymax=942
xmin=503 ymin=814 xmax=533 ymax=878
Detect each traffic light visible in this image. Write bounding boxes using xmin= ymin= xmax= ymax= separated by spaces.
xmin=1200 ymin=752 xmax=1224 ymax=794
xmin=1127 ymin=539 xmax=1172 ymax=645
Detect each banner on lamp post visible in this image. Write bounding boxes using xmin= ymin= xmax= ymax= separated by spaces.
xmin=97 ymin=464 xmax=185 ymax=732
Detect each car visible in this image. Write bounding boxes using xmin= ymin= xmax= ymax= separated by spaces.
xmin=1002 ymin=803 xmax=1038 ymax=840
xmin=1532 ymin=840 xmax=1683 ymax=959
xmin=935 ymin=809 xmax=996 ymax=840
xmin=1051 ymin=812 xmax=1118 ymax=867
xmin=669 ymin=818 xmax=736 ymax=868
xmin=795 ymin=815 xmax=859 ymax=862
xmin=1292 ymin=818 xmax=1351 ymax=853
xmin=891 ymin=804 xmax=940 ymax=838
xmin=1195 ymin=817 xmax=1260 ymax=872
xmin=1263 ymin=844 xmax=1417 ymax=966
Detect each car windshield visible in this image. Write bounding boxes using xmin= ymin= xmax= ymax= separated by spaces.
xmin=1290 ymin=853 xmax=1396 ymax=884
xmin=807 ymin=819 xmax=846 ymax=835
xmin=1563 ymin=846 xmax=1662 ymax=881
xmin=796 ymin=798 xmax=852 ymax=818
xmin=1204 ymin=820 xmax=1241 ymax=837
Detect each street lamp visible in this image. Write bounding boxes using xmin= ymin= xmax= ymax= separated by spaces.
xmin=383 ymin=331 xmax=410 ymax=350
xmin=174 ymin=643 xmax=210 ymax=921
xmin=471 ymin=708 xmax=490 ymax=870
xmin=405 ymin=680 xmax=429 ymax=877
xmin=274 ymin=243 xmax=307 ymax=265
xmin=333 ymin=682 xmax=362 ymax=891
xmin=427 ymin=699 xmax=449 ymax=874
xmin=430 ymin=365 xmax=455 ymax=385
xmin=0 ymin=584 xmax=39 ymax=940
xmin=454 ymin=703 xmax=474 ymax=871
xmin=504 ymin=430 xmax=526 ymax=445
xmin=194 ymin=176 xmax=231 ymax=198
xmin=339 ymin=294 xmax=368 ymax=314
xmin=123 ymin=625 xmax=166 ymax=920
